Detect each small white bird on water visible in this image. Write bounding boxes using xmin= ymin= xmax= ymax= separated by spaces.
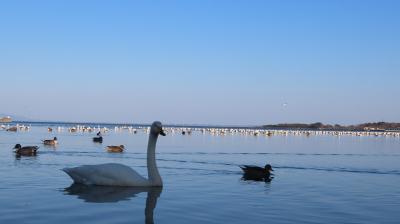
xmin=63 ymin=121 xmax=166 ymax=187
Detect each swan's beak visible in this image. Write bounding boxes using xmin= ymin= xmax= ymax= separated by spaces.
xmin=160 ymin=129 xmax=166 ymax=136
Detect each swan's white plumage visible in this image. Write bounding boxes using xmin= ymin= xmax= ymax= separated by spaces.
xmin=63 ymin=121 xmax=164 ymax=187
xmin=63 ymin=163 xmax=149 ymax=186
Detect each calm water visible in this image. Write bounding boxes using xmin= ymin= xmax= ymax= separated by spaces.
xmin=0 ymin=124 xmax=399 ymax=224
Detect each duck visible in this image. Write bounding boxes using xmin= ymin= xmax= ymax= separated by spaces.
xmin=63 ymin=121 xmax=166 ymax=186
xmin=106 ymin=145 xmax=125 ymax=153
xmin=92 ymin=131 xmax=103 ymax=143
xmin=240 ymin=164 xmax=274 ymax=181
xmin=42 ymin=137 xmax=58 ymax=145
xmin=13 ymin=144 xmax=39 ymax=156
xmin=6 ymin=126 xmax=17 ymax=132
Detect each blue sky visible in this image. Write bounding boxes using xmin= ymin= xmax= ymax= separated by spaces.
xmin=0 ymin=0 xmax=399 ymax=125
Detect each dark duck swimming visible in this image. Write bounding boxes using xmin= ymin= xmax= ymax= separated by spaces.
xmin=240 ymin=164 xmax=274 ymax=182
xmin=92 ymin=131 xmax=103 ymax=143
xmin=13 ymin=144 xmax=39 ymax=156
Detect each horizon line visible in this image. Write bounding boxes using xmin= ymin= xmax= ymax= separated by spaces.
xmin=6 ymin=119 xmax=400 ymax=129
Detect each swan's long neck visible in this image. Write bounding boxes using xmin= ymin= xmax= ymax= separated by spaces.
xmin=147 ymin=133 xmax=162 ymax=186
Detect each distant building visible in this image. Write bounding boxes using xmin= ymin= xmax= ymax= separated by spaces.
xmin=0 ymin=116 xmax=12 ymax=123
xmin=363 ymin=127 xmax=385 ymax=131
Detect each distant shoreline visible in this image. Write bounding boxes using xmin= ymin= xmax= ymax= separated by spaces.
xmin=262 ymin=122 xmax=400 ymax=131
xmin=3 ymin=120 xmax=400 ymax=131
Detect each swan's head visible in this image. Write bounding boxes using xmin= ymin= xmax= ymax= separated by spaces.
xmin=151 ymin=121 xmax=166 ymax=136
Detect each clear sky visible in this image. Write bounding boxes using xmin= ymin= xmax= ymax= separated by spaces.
xmin=0 ymin=0 xmax=399 ymax=125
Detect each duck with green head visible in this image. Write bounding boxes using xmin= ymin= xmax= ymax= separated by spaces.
xmin=13 ymin=144 xmax=39 ymax=156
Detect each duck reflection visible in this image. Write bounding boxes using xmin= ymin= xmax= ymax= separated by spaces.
xmin=64 ymin=184 xmax=162 ymax=224
xmin=242 ymin=174 xmax=274 ymax=183
xmin=42 ymin=144 xmax=57 ymax=150
xmin=240 ymin=164 xmax=274 ymax=182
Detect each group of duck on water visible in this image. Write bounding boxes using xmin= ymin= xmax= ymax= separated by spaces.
xmin=13 ymin=131 xmax=126 ymax=155
xmin=12 ymin=121 xmax=274 ymax=184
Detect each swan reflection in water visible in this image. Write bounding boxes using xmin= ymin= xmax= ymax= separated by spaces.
xmin=64 ymin=183 xmax=162 ymax=224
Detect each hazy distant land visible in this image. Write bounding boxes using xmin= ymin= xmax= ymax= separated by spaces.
xmin=262 ymin=122 xmax=400 ymax=131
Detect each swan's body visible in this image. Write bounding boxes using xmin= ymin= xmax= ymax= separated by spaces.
xmin=63 ymin=163 xmax=149 ymax=186
xmin=63 ymin=121 xmax=165 ymax=187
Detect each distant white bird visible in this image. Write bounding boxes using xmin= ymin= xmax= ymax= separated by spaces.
xmin=63 ymin=121 xmax=166 ymax=186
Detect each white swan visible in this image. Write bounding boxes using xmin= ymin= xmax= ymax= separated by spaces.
xmin=63 ymin=121 xmax=165 ymax=186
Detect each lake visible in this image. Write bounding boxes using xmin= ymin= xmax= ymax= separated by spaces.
xmin=0 ymin=123 xmax=399 ymax=223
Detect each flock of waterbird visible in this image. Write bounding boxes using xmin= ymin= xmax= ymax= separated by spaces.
xmin=49 ymin=125 xmax=400 ymax=138
xmin=3 ymin=121 xmax=399 ymax=184
xmin=7 ymin=130 xmax=124 ymax=156
xmin=3 ymin=123 xmax=400 ymax=151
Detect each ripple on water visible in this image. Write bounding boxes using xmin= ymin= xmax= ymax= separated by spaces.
xmin=0 ymin=126 xmax=400 ymax=224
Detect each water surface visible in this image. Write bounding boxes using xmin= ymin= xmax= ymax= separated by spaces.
xmin=0 ymin=124 xmax=399 ymax=223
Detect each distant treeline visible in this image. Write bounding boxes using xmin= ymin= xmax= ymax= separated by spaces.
xmin=262 ymin=122 xmax=400 ymax=131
